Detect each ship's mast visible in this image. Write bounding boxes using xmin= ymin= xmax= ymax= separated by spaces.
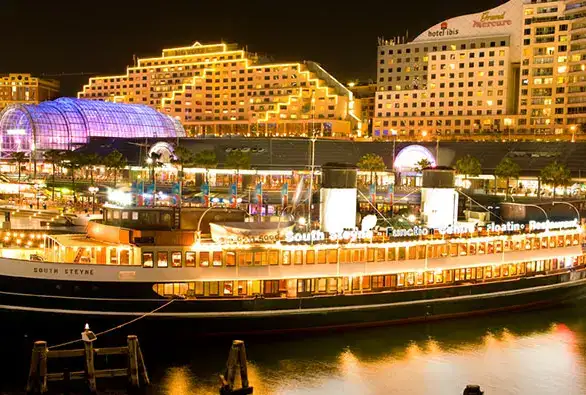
xmin=308 ymin=92 xmax=316 ymax=242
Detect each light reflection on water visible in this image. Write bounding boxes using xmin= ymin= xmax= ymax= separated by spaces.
xmin=156 ymin=318 xmax=586 ymax=395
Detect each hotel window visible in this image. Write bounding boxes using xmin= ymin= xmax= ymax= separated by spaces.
xmin=226 ymin=252 xmax=236 ymax=266
xmin=200 ymin=252 xmax=210 ymax=267
xmin=171 ymin=252 xmax=182 ymax=267
xmin=185 ymin=252 xmax=196 ymax=267
xmin=157 ymin=252 xmax=168 ymax=268
xmin=143 ymin=252 xmax=154 ymax=268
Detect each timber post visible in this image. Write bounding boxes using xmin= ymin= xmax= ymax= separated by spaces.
xmin=127 ymin=335 xmax=140 ymax=388
xmin=26 ymin=340 xmax=48 ymax=394
xmin=83 ymin=334 xmax=97 ymax=394
xmin=219 ymin=340 xmax=253 ymax=395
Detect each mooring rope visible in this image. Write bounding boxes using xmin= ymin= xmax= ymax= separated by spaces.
xmin=47 ymin=298 xmax=176 ymax=350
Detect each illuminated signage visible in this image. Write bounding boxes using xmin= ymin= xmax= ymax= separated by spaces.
xmin=473 ymin=12 xmax=512 ymax=28
xmin=427 ymin=22 xmax=459 ymax=38
xmin=387 ymin=219 xmax=580 ymax=238
xmin=285 ymin=228 xmax=374 ymax=244
xmin=215 ymin=234 xmax=279 ymax=244
xmin=6 ymin=129 xmax=26 ymax=135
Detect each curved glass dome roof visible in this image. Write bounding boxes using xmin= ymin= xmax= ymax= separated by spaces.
xmin=0 ymin=97 xmax=185 ymax=156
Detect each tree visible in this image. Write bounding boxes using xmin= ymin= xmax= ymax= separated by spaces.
xmin=193 ymin=149 xmax=218 ymax=169
xmin=495 ymin=157 xmax=521 ymax=200
xmin=11 ymin=151 xmax=27 ymax=205
xmin=63 ymin=151 xmax=82 ymax=203
xmin=43 ymin=149 xmax=65 ymax=201
xmin=82 ymin=153 xmax=102 ymax=185
xmin=414 ymin=158 xmax=432 ymax=173
xmin=455 ymin=155 xmax=482 ymax=181
xmin=225 ymin=151 xmax=251 ymax=186
xmin=540 ymin=161 xmax=571 ymax=199
xmin=357 ymin=153 xmax=386 ymax=184
xmin=172 ymin=146 xmax=195 ymax=203
xmin=104 ymin=150 xmax=128 ymax=187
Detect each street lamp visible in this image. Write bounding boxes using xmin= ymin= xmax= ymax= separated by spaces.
xmin=507 ymin=203 xmax=549 ymax=222
xmin=570 ymin=125 xmax=577 ymax=143
xmin=33 ymin=183 xmax=42 ymax=210
xmin=391 ymin=129 xmax=398 ymax=170
xmin=504 ymin=118 xmax=513 ymax=141
xmin=88 ymin=186 xmax=99 ymax=214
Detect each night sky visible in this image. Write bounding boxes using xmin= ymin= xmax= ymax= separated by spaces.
xmin=3 ymin=0 xmax=505 ymax=96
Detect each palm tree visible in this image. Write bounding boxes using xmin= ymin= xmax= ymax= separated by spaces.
xmin=414 ymin=158 xmax=432 ymax=173
xmin=357 ymin=153 xmax=386 ymax=185
xmin=495 ymin=157 xmax=521 ymax=200
xmin=104 ymin=150 xmax=128 ymax=187
xmin=83 ymin=153 xmax=102 ymax=185
xmin=11 ymin=151 xmax=27 ymax=205
xmin=43 ymin=150 xmax=65 ymax=201
xmin=455 ymin=154 xmax=482 ymax=185
xmin=63 ymin=151 xmax=82 ymax=203
xmin=146 ymin=152 xmax=162 ymax=206
xmin=540 ymin=161 xmax=571 ymax=199
xmin=172 ymin=146 xmax=195 ymax=203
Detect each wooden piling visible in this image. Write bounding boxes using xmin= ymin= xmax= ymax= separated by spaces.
xmin=220 ymin=340 xmax=253 ymax=395
xmin=83 ymin=338 xmax=97 ymax=394
xmin=26 ymin=340 xmax=48 ymax=394
xmin=137 ymin=339 xmax=150 ymax=385
xmin=127 ymin=335 xmax=140 ymax=388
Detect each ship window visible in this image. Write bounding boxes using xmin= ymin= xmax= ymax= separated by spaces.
xmin=239 ymin=252 xmax=252 ymax=266
xmin=339 ymin=249 xmax=350 ymax=263
xmin=237 ymin=280 xmax=247 ymax=295
xmin=352 ymin=249 xmax=364 ymax=263
xmin=416 ymin=272 xmax=424 ymax=286
xmin=573 ymin=234 xmax=580 ymax=245
xmin=406 ymin=273 xmax=415 ymax=287
xmin=264 ymin=280 xmax=279 ymax=295
xmin=449 ymin=244 xmax=458 ymax=257
xmin=557 ymin=236 xmax=564 ymax=248
xmin=157 ymin=252 xmax=168 ymax=268
xmin=122 ymin=211 xmax=129 ymax=220
xmin=398 ymin=247 xmax=406 ymax=260
xmin=317 ymin=250 xmax=326 ymax=264
xmin=361 ymin=276 xmax=371 ymax=290
xmin=109 ymin=248 xmax=118 ymax=264
xmin=317 ymin=278 xmax=327 ymax=292
xmin=485 ymin=266 xmax=492 ymax=279
xmin=171 ymin=252 xmax=182 ymax=267
xmin=132 ymin=212 xmax=139 ymax=220
xmin=352 ymin=277 xmax=360 ymax=290
xmin=327 ymin=249 xmax=338 ymax=264
xmin=519 ymin=262 xmax=526 ymax=274
xmin=487 ymin=242 xmax=494 ymax=254
xmin=328 ymin=278 xmax=337 ymax=293
xmin=478 ymin=243 xmax=486 ymax=254
xmin=367 ymin=248 xmax=375 ymax=262
xmin=143 ymin=252 xmax=154 ymax=268
xmin=306 ymin=250 xmax=315 ymax=264
xmin=459 ymin=244 xmax=467 ymax=256
xmin=200 ymin=252 xmax=210 ymax=267
xmin=408 ymin=247 xmax=416 ymax=260
xmin=195 ymin=282 xmax=203 ymax=295
xmin=373 ymin=275 xmax=384 ymax=288
xmin=293 ymin=250 xmax=303 ymax=265
xmin=466 ymin=268 xmax=474 ymax=280
xmin=223 ymin=281 xmax=233 ymax=295
xmin=397 ymin=273 xmax=405 ymax=287
xmin=209 ymin=281 xmax=219 ymax=295
xmin=541 ymin=237 xmax=548 ymax=249
xmin=226 ymin=252 xmax=236 ymax=266
xmin=387 ymin=247 xmax=395 ymax=261
xmin=213 ymin=251 xmax=222 ymax=266
xmin=268 ymin=250 xmax=279 ymax=265
xmin=120 ymin=250 xmax=129 ymax=265
xmin=185 ymin=252 xmax=196 ymax=266
xmin=469 ymin=243 xmax=477 ymax=255
xmin=444 ymin=270 xmax=453 ymax=283
xmin=566 ymin=236 xmax=572 ymax=246
xmin=282 ymin=251 xmax=291 ymax=265
xmin=476 ymin=267 xmax=483 ymax=279
xmin=435 ymin=272 xmax=444 ymax=283
xmin=495 ymin=241 xmax=503 ymax=253
xmin=417 ymin=245 xmax=426 ymax=259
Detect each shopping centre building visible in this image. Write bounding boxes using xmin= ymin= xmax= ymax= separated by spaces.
xmin=374 ymin=0 xmax=586 ymax=140
xmin=78 ymin=42 xmax=362 ymax=138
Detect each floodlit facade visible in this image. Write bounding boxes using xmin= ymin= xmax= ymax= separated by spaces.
xmin=0 ymin=97 xmax=185 ymax=157
xmin=0 ymin=73 xmax=60 ymax=112
xmin=374 ymin=0 xmax=586 ymax=140
xmin=78 ymin=42 xmax=362 ymax=137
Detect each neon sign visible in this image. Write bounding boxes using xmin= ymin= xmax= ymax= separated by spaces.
xmin=284 ymin=229 xmax=374 ymax=244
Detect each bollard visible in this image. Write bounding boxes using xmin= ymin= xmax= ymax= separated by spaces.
xmin=463 ymin=384 xmax=484 ymax=395
xmin=26 ymin=340 xmax=48 ymax=394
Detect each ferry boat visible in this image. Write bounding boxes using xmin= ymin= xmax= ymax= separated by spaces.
xmin=0 ymin=166 xmax=585 ymax=334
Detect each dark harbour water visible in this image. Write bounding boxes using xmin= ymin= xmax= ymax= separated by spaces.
xmin=2 ymin=303 xmax=586 ymax=395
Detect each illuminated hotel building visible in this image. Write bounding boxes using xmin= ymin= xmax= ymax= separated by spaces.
xmin=0 ymin=73 xmax=60 ymax=112
xmin=374 ymin=0 xmax=586 ymax=140
xmin=78 ymin=42 xmax=362 ymax=137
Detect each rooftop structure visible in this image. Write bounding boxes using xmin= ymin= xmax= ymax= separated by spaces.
xmin=374 ymin=0 xmax=586 ymax=140
xmin=0 ymin=73 xmax=60 ymax=111
xmin=78 ymin=42 xmax=362 ymax=137
xmin=0 ymin=97 xmax=185 ymax=157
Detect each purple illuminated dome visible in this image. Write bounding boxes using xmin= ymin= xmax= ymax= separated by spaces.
xmin=0 ymin=97 xmax=185 ymax=156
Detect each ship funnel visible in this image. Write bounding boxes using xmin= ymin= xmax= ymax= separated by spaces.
xmin=420 ymin=167 xmax=458 ymax=229
xmin=320 ymin=163 xmax=357 ymax=233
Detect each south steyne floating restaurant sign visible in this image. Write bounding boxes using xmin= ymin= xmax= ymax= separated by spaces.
xmin=285 ymin=229 xmax=374 ymax=244
xmin=387 ymin=219 xmax=580 ymax=238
